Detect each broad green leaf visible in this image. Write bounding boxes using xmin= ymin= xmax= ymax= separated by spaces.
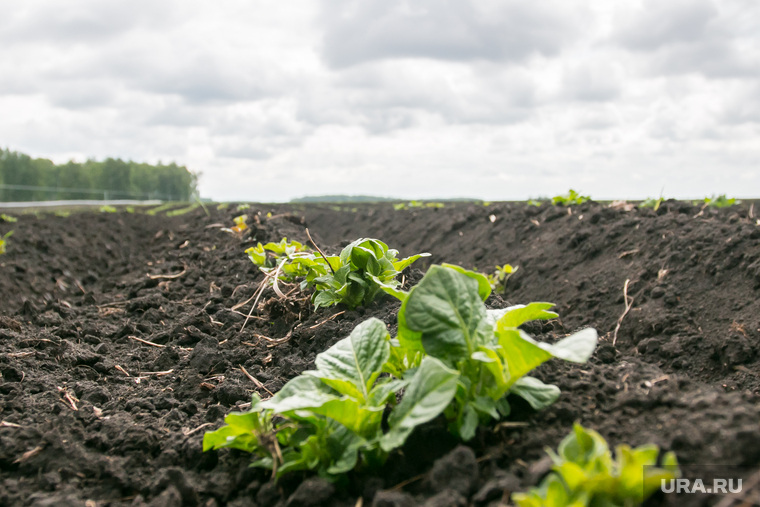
xmin=261 ymin=375 xmax=339 ymax=413
xmin=510 ymin=376 xmax=560 ymax=410
xmin=310 ymin=318 xmax=390 ymax=401
xmin=441 ymin=263 xmax=492 ymax=301
xmin=393 ymin=253 xmax=431 ymax=273
xmin=497 ymin=302 xmax=558 ymax=329
xmin=326 ymin=422 xmax=366 ymax=474
xmin=311 ymin=398 xmax=383 ymax=436
xmin=497 ymin=329 xmax=597 ymax=387
xmin=378 ymin=282 xmax=407 ymax=302
xmin=381 ymin=356 xmax=459 ymax=451
xmin=313 ymin=290 xmax=342 ymax=309
xmin=403 ymin=265 xmax=491 ymax=363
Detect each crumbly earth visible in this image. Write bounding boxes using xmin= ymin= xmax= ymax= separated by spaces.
xmin=1 ymin=200 xmax=759 ymax=507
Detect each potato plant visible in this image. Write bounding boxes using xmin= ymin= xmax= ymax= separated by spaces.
xmin=246 ymin=237 xmax=429 ymax=310
xmin=552 ymin=189 xmax=590 ymax=206
xmin=513 ymin=423 xmax=679 ymax=507
xmin=703 ymin=194 xmax=737 ymax=208
xmin=204 ymin=265 xmax=598 ymax=477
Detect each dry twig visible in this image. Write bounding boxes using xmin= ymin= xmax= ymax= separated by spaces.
xmin=128 ymin=335 xmax=165 ymax=348
xmin=147 ymin=266 xmax=187 ymax=280
xmin=306 ymin=228 xmax=335 ymax=275
xmin=240 ymin=365 xmax=274 ymax=396
xmin=612 ymin=279 xmax=634 ymax=346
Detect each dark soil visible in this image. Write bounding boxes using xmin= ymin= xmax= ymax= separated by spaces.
xmin=1 ymin=200 xmax=759 ymax=507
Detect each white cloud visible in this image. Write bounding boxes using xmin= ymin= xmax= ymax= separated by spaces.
xmin=319 ymin=0 xmax=589 ymax=68
xmin=0 ymin=0 xmax=758 ymax=202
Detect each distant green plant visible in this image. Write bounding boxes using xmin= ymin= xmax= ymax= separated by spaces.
xmin=237 ymin=203 xmax=251 ymax=211
xmin=146 ymin=202 xmax=179 ymax=216
xmin=393 ymin=201 xmax=445 ymax=210
xmin=704 ymin=194 xmax=737 ymax=208
xmin=552 ymin=190 xmax=590 ymax=206
xmin=222 ymin=215 xmax=249 ymax=234
xmin=54 ymin=210 xmax=71 ymax=218
xmin=216 ymin=202 xmax=230 ymax=210
xmin=246 ymin=237 xmax=429 ymax=310
xmin=526 ymin=199 xmax=543 ymax=207
xmin=99 ymin=205 xmax=117 ymax=213
xmin=125 ymin=206 xmax=135 ymax=213
xmin=166 ymin=203 xmax=199 ymax=217
xmin=0 ymin=231 xmax=13 ymax=255
xmin=0 ymin=214 xmax=18 ymax=223
xmin=486 ymin=264 xmax=518 ymax=294
xmin=640 ymin=196 xmax=665 ymax=211
xmin=513 ymin=423 xmax=679 ymax=507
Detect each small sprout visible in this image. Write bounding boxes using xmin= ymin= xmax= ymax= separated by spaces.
xmin=237 ymin=203 xmax=251 ymax=211
xmin=0 ymin=230 xmax=14 ymax=255
xmin=703 ymin=194 xmax=737 ymax=208
xmin=0 ymin=214 xmax=18 ymax=223
xmin=486 ymin=264 xmax=518 ymax=294
xmin=99 ymin=205 xmax=117 ymax=213
xmin=551 ymin=189 xmax=590 ymax=206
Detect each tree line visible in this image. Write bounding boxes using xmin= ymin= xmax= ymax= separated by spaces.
xmin=0 ymin=148 xmax=198 ymax=202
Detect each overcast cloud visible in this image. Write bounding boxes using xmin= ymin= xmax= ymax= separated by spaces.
xmin=1 ymin=0 xmax=758 ymax=201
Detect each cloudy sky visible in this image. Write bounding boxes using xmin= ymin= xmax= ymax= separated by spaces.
xmin=1 ymin=0 xmax=758 ymax=202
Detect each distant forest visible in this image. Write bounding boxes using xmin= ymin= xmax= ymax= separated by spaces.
xmin=0 ymin=148 xmax=198 ymax=202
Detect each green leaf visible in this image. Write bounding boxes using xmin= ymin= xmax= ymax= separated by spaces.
xmin=325 ymin=422 xmax=366 ymax=475
xmin=381 ymin=356 xmax=459 ymax=451
xmin=393 ymin=253 xmax=431 ymax=273
xmin=403 ymin=265 xmax=491 ymax=363
xmin=497 ymin=302 xmax=558 ymax=328
xmin=510 ymin=376 xmax=560 ymax=410
xmin=441 ymin=263 xmax=492 ymax=301
xmin=497 ymin=328 xmax=597 ymax=387
xmin=261 ymin=375 xmax=339 ymax=413
xmin=310 ymin=318 xmax=391 ymax=401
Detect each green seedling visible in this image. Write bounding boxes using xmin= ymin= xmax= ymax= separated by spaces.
xmin=486 ymin=264 xmax=518 ymax=294
xmin=246 ymin=237 xmax=429 ymax=310
xmin=640 ymin=196 xmax=665 ymax=211
xmin=704 ymin=194 xmax=737 ymax=208
xmin=237 ymin=203 xmax=251 ymax=211
xmin=145 ymin=202 xmax=179 ymax=216
xmin=205 ymin=265 xmax=597 ymax=479
xmin=222 ymin=215 xmax=249 ymax=234
xmin=513 ymin=423 xmax=679 ymax=507
xmin=216 ymin=202 xmax=230 ymax=210
xmin=0 ymin=214 xmax=18 ymax=223
xmin=393 ymin=201 xmax=445 ymax=210
xmin=526 ymin=199 xmax=543 ymax=207
xmin=99 ymin=205 xmax=117 ymax=213
xmin=166 ymin=202 xmax=199 ymax=217
xmin=552 ymin=190 xmax=590 ymax=206
xmin=0 ymin=231 xmax=14 ymax=255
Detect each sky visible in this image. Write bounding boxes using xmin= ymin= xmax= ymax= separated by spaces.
xmin=1 ymin=0 xmax=759 ymax=202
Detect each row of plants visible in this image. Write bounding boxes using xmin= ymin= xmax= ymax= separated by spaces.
xmin=204 ymin=234 xmax=681 ymax=504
